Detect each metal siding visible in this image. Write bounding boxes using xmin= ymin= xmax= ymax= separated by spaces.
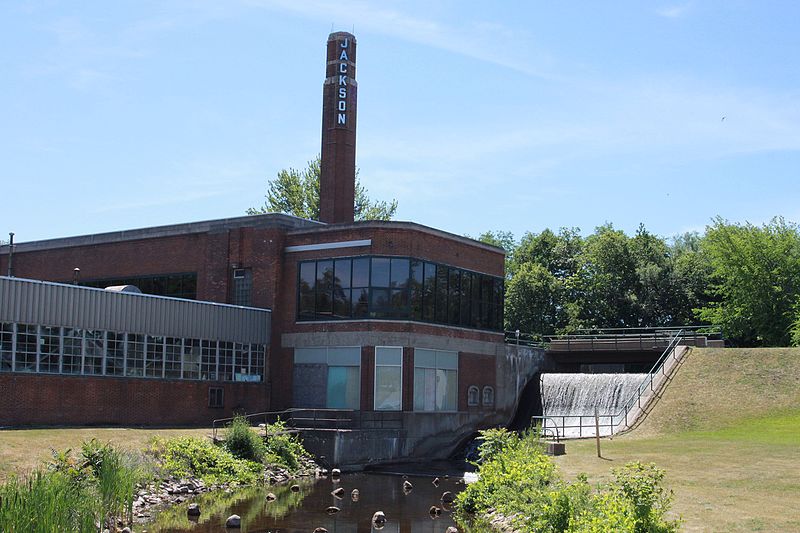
xmin=0 ymin=277 xmax=270 ymax=344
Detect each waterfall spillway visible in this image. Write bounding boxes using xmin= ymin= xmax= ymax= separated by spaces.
xmin=540 ymin=373 xmax=648 ymax=438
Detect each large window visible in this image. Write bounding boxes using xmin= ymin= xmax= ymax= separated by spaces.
xmin=0 ymin=323 xmax=265 ymax=382
xmin=297 ymin=256 xmax=504 ymax=331
xmin=374 ymin=346 xmax=403 ymax=411
xmin=293 ymin=346 xmax=361 ymax=409
xmin=413 ymin=348 xmax=458 ymax=412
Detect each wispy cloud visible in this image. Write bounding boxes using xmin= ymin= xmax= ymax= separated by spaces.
xmin=656 ymin=4 xmax=690 ymax=18
xmin=92 ymin=189 xmax=231 ymax=213
xmin=242 ymin=0 xmax=556 ymax=78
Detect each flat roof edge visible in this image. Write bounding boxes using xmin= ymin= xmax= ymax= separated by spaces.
xmin=287 ymin=220 xmax=507 ymax=255
xmin=0 ymin=213 xmax=324 ymax=254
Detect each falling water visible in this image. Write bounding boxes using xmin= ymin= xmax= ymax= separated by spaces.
xmin=539 ymin=373 xmax=648 ymax=438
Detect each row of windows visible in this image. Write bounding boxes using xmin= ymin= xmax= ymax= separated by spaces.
xmin=82 ymin=272 xmax=198 ymax=300
xmin=0 ymin=322 xmax=265 ymax=382
xmin=297 ymin=256 xmax=504 ymax=331
xmin=292 ymin=346 xmax=475 ymax=412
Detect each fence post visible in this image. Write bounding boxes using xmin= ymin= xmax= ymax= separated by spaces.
xmin=595 ymin=407 xmax=601 ymax=458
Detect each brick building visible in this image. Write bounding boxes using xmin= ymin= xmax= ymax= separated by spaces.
xmin=0 ymin=32 xmax=529 ymax=460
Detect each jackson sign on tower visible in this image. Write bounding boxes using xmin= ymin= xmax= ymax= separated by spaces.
xmin=320 ymin=32 xmax=357 ymax=224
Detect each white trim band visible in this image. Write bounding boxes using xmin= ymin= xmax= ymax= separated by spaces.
xmin=285 ymin=239 xmax=372 ymax=253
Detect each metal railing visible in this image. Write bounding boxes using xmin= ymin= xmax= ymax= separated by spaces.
xmin=545 ymin=325 xmax=721 ymax=352
xmin=211 ymin=408 xmax=405 ymax=440
xmin=504 ymin=330 xmax=547 ymax=347
xmin=531 ymin=328 xmax=688 ymax=439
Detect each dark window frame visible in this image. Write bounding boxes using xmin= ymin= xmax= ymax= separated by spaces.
xmin=296 ymin=255 xmax=504 ymax=332
xmin=208 ymin=386 xmax=224 ymax=408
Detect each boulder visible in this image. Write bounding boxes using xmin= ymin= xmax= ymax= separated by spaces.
xmin=290 ymin=484 xmax=300 ymax=492
xmin=331 ymin=487 xmax=345 ymax=498
xmin=351 ymin=488 xmax=360 ymax=501
xmin=429 ymin=505 xmax=442 ymax=517
xmin=441 ymin=491 xmax=455 ymax=503
xmin=372 ymin=510 xmax=387 ymax=525
xmin=325 ymin=506 xmax=341 ymax=514
xmin=313 ymin=529 xmax=328 ymax=533
xmin=187 ymin=503 xmax=201 ymax=516
xmin=225 ymin=514 xmax=241 ymax=528
xmin=432 ymin=477 xmax=440 ymax=486
xmin=265 ymin=492 xmax=277 ymax=501
xmin=331 ymin=468 xmax=341 ymax=476
xmin=446 ymin=528 xmax=459 ymax=533
xmin=402 ymin=480 xmax=413 ymax=492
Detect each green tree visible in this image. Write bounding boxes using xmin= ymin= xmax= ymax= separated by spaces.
xmin=698 ymin=217 xmax=800 ymax=346
xmin=475 ymin=230 xmax=516 ymax=276
xmin=512 ymin=227 xmax=583 ymax=280
xmin=247 ymin=156 xmax=397 ymax=221
xmin=505 ymin=262 xmax=565 ymax=336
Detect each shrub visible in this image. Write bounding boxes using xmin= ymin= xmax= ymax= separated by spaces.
xmin=609 ymin=462 xmax=680 ymax=533
xmin=224 ymin=415 xmax=267 ymax=463
xmin=455 ymin=435 xmax=680 ymax=533
xmin=150 ymin=436 xmax=262 ymax=485
xmin=264 ymin=420 xmax=308 ymax=472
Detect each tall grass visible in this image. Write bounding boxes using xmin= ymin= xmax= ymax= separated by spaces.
xmin=0 ymin=471 xmax=96 ymax=533
xmin=0 ymin=440 xmax=147 ymax=532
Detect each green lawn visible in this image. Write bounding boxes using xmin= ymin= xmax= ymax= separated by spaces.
xmin=553 ymin=348 xmax=800 ymax=532
xmin=0 ymin=427 xmax=211 ymax=482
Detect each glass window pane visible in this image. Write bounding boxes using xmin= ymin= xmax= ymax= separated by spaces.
xmin=371 ymin=257 xmax=391 ymax=287
xmin=146 ymin=336 xmax=164 ymax=378
xmin=333 ymin=288 xmax=351 ymax=318
xmin=106 ymin=332 xmax=125 ymax=376
xmin=0 ymin=323 xmax=13 ymax=371
xmin=83 ymin=330 xmax=104 ymax=375
xmin=410 ymin=261 xmax=423 ymax=320
xmin=334 ymin=259 xmax=352 ymax=289
xmin=370 ymin=288 xmax=391 ymax=318
xmin=183 ymin=339 xmax=201 ymax=379
xmin=352 ymin=257 xmax=370 ymax=287
xmin=328 ymin=346 xmax=361 ymax=366
xmin=165 ymin=338 xmax=182 ymax=379
xmin=126 ymin=334 xmax=145 ymax=377
xmin=460 ymin=272 xmax=472 ymax=327
xmin=352 ymin=288 xmax=369 ymax=318
xmin=15 ymin=324 xmax=37 ymax=372
xmin=326 ymin=366 xmax=360 ymax=409
xmin=201 ymin=340 xmax=217 ymax=380
xmin=423 ymin=263 xmax=436 ymax=321
xmin=436 ymin=350 xmax=459 ymax=370
xmin=375 ymin=366 xmax=402 ymax=410
xmin=375 ymin=346 xmax=402 ymax=366
xmin=415 ymin=348 xmax=436 ymax=368
xmin=316 ymin=260 xmax=334 ymax=318
xmin=390 ymin=258 xmax=410 ymax=288
xmin=390 ymin=289 xmax=408 ymax=318
xmin=294 ymin=347 xmax=327 ymax=364
xmin=218 ymin=342 xmax=233 ymax=381
xmin=40 ymin=326 xmax=61 ymax=374
xmin=435 ymin=266 xmax=449 ymax=323
xmin=298 ymin=262 xmax=316 ymax=320
xmin=448 ymin=269 xmax=461 ymax=325
xmin=63 ymin=329 xmax=83 ymax=375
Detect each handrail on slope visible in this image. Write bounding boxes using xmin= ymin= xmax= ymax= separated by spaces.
xmin=532 ymin=329 xmax=687 ymax=438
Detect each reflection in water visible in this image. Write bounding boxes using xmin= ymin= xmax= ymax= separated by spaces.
xmin=145 ymin=473 xmax=465 ymax=533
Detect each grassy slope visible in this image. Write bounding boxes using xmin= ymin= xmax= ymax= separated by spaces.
xmin=553 ymin=348 xmax=800 ymax=532
xmin=0 ymin=427 xmax=210 ymax=482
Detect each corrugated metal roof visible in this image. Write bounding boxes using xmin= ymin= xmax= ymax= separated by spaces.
xmin=0 ymin=276 xmax=270 ymax=343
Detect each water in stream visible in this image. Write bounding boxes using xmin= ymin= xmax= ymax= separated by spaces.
xmin=144 ymin=472 xmax=465 ymax=532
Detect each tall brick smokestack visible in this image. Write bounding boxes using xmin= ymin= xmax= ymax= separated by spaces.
xmin=320 ymin=32 xmax=357 ymax=224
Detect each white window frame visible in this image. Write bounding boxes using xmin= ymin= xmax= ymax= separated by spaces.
xmin=413 ymin=348 xmax=459 ymax=413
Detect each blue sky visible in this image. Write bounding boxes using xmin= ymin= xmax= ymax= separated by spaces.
xmin=2 ymin=1 xmax=799 ymax=244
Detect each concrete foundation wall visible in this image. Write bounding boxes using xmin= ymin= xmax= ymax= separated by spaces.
xmin=298 ymin=344 xmax=547 ymax=468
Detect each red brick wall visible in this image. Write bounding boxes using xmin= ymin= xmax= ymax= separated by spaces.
xmin=0 ymin=374 xmax=268 ymax=427
xmin=459 ymin=352 xmax=497 ymax=412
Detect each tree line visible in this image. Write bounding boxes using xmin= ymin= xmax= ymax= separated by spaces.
xmin=250 ymin=158 xmax=800 ymax=347
xmin=479 ymin=217 xmax=800 ymax=347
